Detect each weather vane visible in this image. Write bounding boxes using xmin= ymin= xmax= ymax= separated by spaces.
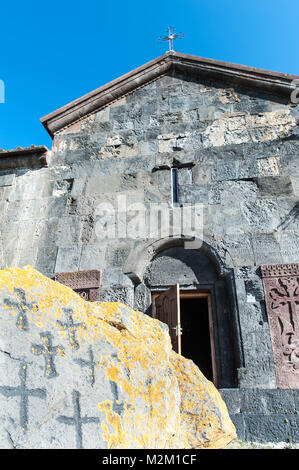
xmin=158 ymin=26 xmax=185 ymax=52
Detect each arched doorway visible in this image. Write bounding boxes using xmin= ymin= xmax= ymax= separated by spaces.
xmin=142 ymin=246 xmax=238 ymax=388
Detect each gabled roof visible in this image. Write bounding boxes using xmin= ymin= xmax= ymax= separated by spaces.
xmin=40 ymin=51 xmax=299 ymax=138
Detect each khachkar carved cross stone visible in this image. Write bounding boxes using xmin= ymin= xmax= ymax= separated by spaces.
xmin=261 ymin=263 xmax=299 ymax=388
xmin=54 ymin=270 xmax=102 ymax=302
xmin=31 ymin=332 xmax=65 ymax=379
xmin=3 ymin=288 xmax=37 ymax=331
xmin=56 ymin=308 xmax=86 ymax=350
xmin=0 ymin=362 xmax=46 ymax=432
xmin=57 ymin=390 xmax=99 ymax=449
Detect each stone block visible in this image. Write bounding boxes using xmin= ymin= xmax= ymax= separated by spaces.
xmin=212 ymin=161 xmax=239 ymax=181
xmin=289 ymin=416 xmax=299 ymax=443
xmin=219 ymin=389 xmax=241 ymax=414
xmin=177 ymin=168 xmax=193 ymax=185
xmin=55 ymin=246 xmax=81 ymax=273
xmin=222 ymin=234 xmax=255 ymax=267
xmin=0 ymin=174 xmax=15 ymax=187
xmin=263 ymin=390 xmax=296 ymax=414
xmin=240 ymin=389 xmax=269 ymax=414
xmin=252 ymin=233 xmax=282 ymax=265
xmin=100 ymin=286 xmax=134 ymax=307
xmin=257 ymin=176 xmax=293 ymax=196
xmin=56 ymin=217 xmax=82 ymax=248
xmin=179 ymin=184 xmax=209 ymax=204
xmin=294 ymin=390 xmax=299 ymax=411
xmin=241 ymin=199 xmax=280 ymax=233
xmin=256 ymin=156 xmax=280 ymax=177
xmin=168 ymin=95 xmax=189 ymax=113
xmin=46 ymin=196 xmax=68 ymax=219
xmin=244 ymin=278 xmax=264 ymax=303
xmin=230 ymin=414 xmax=245 ymax=441
xmin=53 ymin=179 xmax=73 ymax=197
xmin=291 ymin=175 xmax=299 ymax=196
xmin=134 ymin=282 xmax=152 ymax=314
xmin=35 ymin=246 xmax=58 ymax=274
xmin=18 ymin=247 xmax=38 ymax=267
xmin=244 ymin=414 xmax=290 ymax=443
xmin=279 ymin=232 xmax=299 ymax=263
xmin=220 ymin=180 xmax=258 ymax=204
xmin=85 ymin=174 xmax=122 ymax=195
xmin=207 ymin=204 xmax=245 ymax=237
xmin=79 ymin=243 xmax=107 ymax=271
xmin=192 ymin=164 xmax=213 ymax=184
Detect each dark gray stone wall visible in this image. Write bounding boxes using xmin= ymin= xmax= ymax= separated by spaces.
xmin=0 ymin=73 xmax=298 ymax=395
xmin=220 ymin=389 xmax=299 ymax=443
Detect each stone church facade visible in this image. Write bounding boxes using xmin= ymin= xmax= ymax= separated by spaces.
xmin=0 ymin=52 xmax=299 ymax=444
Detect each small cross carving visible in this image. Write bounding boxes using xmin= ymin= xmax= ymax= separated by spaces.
xmin=0 ymin=362 xmax=46 ymax=432
xmin=31 ymin=332 xmax=65 ymax=379
xmin=74 ymin=346 xmax=97 ymax=386
xmin=109 ymin=381 xmax=125 ymax=416
xmin=57 ymin=390 xmax=99 ymax=449
xmin=56 ymin=308 xmax=86 ymax=350
xmin=3 ymin=288 xmax=37 ymax=331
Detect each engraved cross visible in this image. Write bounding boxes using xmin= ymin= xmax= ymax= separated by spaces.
xmin=56 ymin=308 xmax=86 ymax=350
xmin=57 ymin=390 xmax=99 ymax=449
xmin=270 ymin=277 xmax=299 ymax=334
xmin=0 ymin=362 xmax=46 ymax=432
xmin=109 ymin=381 xmax=125 ymax=415
xmin=74 ymin=346 xmax=97 ymax=386
xmin=3 ymin=288 xmax=37 ymax=331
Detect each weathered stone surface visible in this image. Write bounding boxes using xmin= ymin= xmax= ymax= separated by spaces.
xmin=1 ymin=59 xmax=299 ymax=444
xmin=0 ymin=266 xmax=236 ymax=449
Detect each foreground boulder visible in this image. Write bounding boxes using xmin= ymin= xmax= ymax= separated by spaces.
xmin=0 ymin=266 xmax=236 ymax=449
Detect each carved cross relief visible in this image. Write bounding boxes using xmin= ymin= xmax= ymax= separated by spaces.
xmin=261 ymin=263 xmax=299 ymax=388
xmin=54 ymin=270 xmax=102 ymax=302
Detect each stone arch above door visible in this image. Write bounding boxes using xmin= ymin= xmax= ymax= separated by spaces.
xmin=143 ymin=247 xmax=218 ymax=289
xmin=123 ymin=235 xmax=233 ymax=285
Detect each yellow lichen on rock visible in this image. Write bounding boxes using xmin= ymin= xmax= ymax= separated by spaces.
xmin=169 ymin=351 xmax=236 ymax=449
xmin=0 ymin=266 xmax=236 ymax=449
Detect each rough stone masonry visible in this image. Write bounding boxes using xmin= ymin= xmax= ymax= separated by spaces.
xmin=0 ymin=51 xmax=298 ymax=444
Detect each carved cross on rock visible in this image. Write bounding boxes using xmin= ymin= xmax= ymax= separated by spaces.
xmin=57 ymin=390 xmax=99 ymax=449
xmin=0 ymin=362 xmax=46 ymax=432
xmin=3 ymin=288 xmax=37 ymax=331
xmin=31 ymin=332 xmax=65 ymax=379
xmin=56 ymin=308 xmax=86 ymax=350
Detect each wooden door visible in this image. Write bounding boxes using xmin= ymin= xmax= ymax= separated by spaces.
xmin=155 ymin=284 xmax=181 ymax=354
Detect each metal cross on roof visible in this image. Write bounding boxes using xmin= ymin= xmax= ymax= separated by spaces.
xmin=158 ymin=26 xmax=185 ymax=52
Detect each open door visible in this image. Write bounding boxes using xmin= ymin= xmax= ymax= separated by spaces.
xmin=155 ymin=284 xmax=182 ymax=354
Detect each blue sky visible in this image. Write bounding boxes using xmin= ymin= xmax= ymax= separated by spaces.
xmin=0 ymin=0 xmax=298 ymax=150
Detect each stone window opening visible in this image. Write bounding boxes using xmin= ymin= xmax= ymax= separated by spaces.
xmin=171 ymin=167 xmax=179 ymax=206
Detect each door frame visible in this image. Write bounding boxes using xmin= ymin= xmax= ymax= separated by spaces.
xmin=152 ymin=289 xmax=218 ymax=387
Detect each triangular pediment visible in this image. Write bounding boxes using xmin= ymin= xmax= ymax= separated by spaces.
xmin=40 ymin=52 xmax=298 ymax=137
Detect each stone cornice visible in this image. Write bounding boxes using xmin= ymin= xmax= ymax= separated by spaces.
xmin=0 ymin=145 xmax=49 ymax=170
xmin=40 ymin=52 xmax=299 ymax=138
